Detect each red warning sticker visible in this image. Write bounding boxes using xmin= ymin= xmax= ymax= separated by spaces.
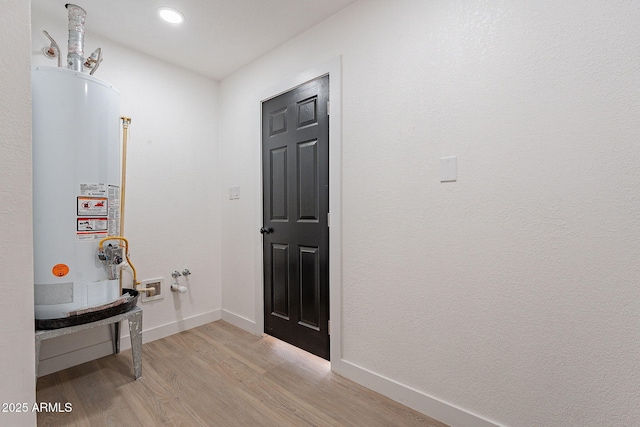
xmin=77 ymin=197 xmax=108 ymax=216
xmin=52 ymin=264 xmax=70 ymax=277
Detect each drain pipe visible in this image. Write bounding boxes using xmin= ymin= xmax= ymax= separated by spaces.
xmin=65 ymin=3 xmax=87 ymax=71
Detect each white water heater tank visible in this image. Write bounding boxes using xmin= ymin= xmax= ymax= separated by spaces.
xmin=32 ymin=66 xmax=121 ymax=320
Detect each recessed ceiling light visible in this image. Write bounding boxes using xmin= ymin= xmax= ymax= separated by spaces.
xmin=158 ymin=7 xmax=184 ymax=24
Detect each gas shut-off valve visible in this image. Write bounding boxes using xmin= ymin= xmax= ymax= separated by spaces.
xmin=98 ymin=243 xmax=123 ymax=280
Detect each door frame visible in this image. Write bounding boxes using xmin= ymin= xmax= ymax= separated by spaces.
xmin=255 ymin=56 xmax=342 ymax=373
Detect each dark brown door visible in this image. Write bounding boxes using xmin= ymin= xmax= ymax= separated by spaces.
xmin=262 ymin=75 xmax=329 ymax=360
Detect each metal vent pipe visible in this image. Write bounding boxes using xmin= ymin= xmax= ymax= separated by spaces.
xmin=65 ymin=3 xmax=87 ymax=71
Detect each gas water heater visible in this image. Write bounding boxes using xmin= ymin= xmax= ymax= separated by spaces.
xmin=32 ymin=4 xmax=127 ymax=322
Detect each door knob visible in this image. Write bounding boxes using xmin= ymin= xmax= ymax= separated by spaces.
xmin=259 ymin=227 xmax=273 ymax=235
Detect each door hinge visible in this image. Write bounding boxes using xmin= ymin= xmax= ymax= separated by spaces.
xmin=327 ymin=101 xmax=330 ymax=116
xmin=328 ymin=320 xmax=331 ymax=336
xmin=327 ymin=212 xmax=331 ymax=227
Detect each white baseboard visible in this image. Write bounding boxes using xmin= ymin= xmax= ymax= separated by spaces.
xmin=37 ymin=309 xmax=222 ymax=377
xmin=120 ymin=309 xmax=222 ymax=349
xmin=221 ymin=309 xmax=258 ymax=334
xmin=340 ymin=360 xmax=503 ymax=427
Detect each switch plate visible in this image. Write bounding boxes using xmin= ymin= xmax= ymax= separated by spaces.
xmin=440 ymin=156 xmax=457 ymax=182
xmin=229 ymin=186 xmax=240 ymax=200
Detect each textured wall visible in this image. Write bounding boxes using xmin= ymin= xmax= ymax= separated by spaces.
xmin=219 ymin=1 xmax=640 ymax=426
xmin=0 ymin=0 xmax=37 ymax=425
xmin=30 ymin=10 xmax=221 ymax=373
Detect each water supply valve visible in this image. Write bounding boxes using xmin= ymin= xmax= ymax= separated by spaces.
xmin=170 ymin=269 xmax=188 ymax=293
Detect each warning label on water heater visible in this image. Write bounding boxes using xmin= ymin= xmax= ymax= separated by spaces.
xmin=76 ymin=231 xmax=108 ymax=242
xmin=77 ymin=196 xmax=108 ymax=216
xmin=76 ymin=184 xmax=119 ymax=242
xmin=76 ymin=217 xmax=108 ymax=241
xmin=108 ymin=185 xmax=120 ymax=236
xmin=77 ymin=217 xmax=108 ymax=232
xmin=80 ymin=183 xmax=106 ymax=196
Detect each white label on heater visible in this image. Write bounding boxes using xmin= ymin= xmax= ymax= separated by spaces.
xmin=80 ymin=183 xmax=106 ymax=196
xmin=77 ymin=217 xmax=108 ymax=232
xmin=108 ymin=185 xmax=120 ymax=236
xmin=76 ymin=231 xmax=108 ymax=242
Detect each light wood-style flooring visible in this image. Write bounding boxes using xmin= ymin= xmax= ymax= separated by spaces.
xmin=36 ymin=320 xmax=449 ymax=427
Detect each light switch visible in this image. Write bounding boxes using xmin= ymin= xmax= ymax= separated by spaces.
xmin=440 ymin=156 xmax=457 ymax=182
xmin=229 ymin=186 xmax=240 ymax=200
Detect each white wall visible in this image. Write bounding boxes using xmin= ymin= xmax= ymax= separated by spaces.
xmin=31 ymin=9 xmax=222 ymax=375
xmin=0 ymin=0 xmax=37 ymax=425
xmin=219 ymin=1 xmax=640 ymax=426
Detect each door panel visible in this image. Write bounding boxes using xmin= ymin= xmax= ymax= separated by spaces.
xmin=271 ymin=243 xmax=289 ymax=319
xmin=270 ymin=147 xmax=288 ymax=221
xmin=269 ymin=107 xmax=288 ymax=136
xmin=297 ymin=139 xmax=318 ymax=221
xmin=262 ymin=75 xmax=329 ymax=360
xmin=299 ymin=245 xmax=320 ymax=329
xmin=297 ymin=96 xmax=318 ymax=128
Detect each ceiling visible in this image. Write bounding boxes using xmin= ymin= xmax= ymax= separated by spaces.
xmin=31 ymin=0 xmax=357 ymax=80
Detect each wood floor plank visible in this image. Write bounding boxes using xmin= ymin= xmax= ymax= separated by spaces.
xmin=101 ymin=351 xmax=207 ymax=427
xmin=36 ymin=320 xmax=449 ymax=427
xmin=192 ymin=322 xmax=282 ymax=374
